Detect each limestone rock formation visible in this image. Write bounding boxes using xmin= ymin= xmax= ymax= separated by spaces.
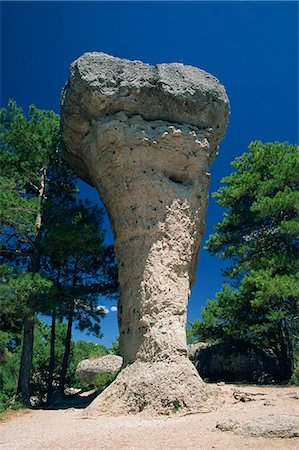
xmin=61 ymin=52 xmax=229 ymax=415
xmin=76 ymin=355 xmax=123 ymax=385
xmin=192 ymin=341 xmax=281 ymax=384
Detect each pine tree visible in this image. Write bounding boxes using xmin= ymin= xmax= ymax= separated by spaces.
xmin=1 ymin=101 xmax=119 ymax=405
xmin=41 ymin=199 xmax=118 ymax=398
xmin=0 ymin=101 xmax=63 ymax=403
xmin=189 ymin=141 xmax=299 ymax=380
xmin=1 ymin=101 xmax=119 ymax=404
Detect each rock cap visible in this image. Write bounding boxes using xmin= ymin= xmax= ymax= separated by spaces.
xmin=61 ymin=52 xmax=229 ymax=184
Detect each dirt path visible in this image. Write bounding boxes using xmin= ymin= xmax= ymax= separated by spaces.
xmin=1 ymin=385 xmax=298 ymax=450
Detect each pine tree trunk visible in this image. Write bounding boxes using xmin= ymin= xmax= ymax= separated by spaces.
xmin=283 ymin=318 xmax=294 ymax=374
xmin=59 ymin=299 xmax=74 ymax=396
xmin=47 ymin=266 xmax=61 ymax=403
xmin=17 ymin=315 xmax=35 ymax=405
xmin=277 ymin=319 xmax=293 ymax=381
xmin=16 ymin=168 xmax=46 ymax=405
xmin=17 ymin=250 xmax=40 ymax=404
xmin=47 ymin=308 xmax=56 ymax=404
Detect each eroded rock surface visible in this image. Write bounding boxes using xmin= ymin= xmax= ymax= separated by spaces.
xmin=61 ymin=52 xmax=229 ymax=415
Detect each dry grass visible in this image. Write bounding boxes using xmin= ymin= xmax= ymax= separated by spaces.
xmin=0 ymin=407 xmax=31 ymax=423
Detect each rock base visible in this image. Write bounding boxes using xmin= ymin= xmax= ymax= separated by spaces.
xmin=85 ymin=358 xmax=216 ymax=416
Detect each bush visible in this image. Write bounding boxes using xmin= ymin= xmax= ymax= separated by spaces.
xmin=0 ymin=345 xmax=22 ymax=413
xmin=93 ymin=372 xmax=117 ymax=392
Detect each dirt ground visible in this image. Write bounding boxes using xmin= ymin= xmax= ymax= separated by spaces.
xmin=1 ymin=384 xmax=298 ymax=450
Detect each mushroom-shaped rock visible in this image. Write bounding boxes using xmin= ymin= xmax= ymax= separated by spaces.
xmin=76 ymin=355 xmax=123 ymax=385
xmin=61 ymin=52 xmax=229 ymax=415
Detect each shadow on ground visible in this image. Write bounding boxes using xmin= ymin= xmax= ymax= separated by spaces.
xmin=34 ymin=389 xmax=101 ymax=410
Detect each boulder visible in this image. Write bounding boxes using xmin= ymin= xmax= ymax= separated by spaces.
xmin=216 ymin=415 xmax=299 ymax=438
xmin=187 ymin=342 xmax=209 ymax=360
xmin=76 ymin=355 xmax=123 ymax=385
xmin=192 ymin=341 xmax=281 ymax=384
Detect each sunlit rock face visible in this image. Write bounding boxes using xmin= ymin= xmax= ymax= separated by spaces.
xmin=61 ymin=53 xmax=229 ymax=415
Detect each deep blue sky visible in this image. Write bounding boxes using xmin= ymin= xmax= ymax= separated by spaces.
xmin=1 ymin=1 xmax=298 ymax=347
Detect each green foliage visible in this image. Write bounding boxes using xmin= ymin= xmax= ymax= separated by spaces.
xmin=0 ymin=100 xmax=65 ymax=402
xmin=190 ymin=142 xmax=299 ymax=380
xmin=93 ymin=372 xmax=117 ymax=392
xmin=0 ymin=100 xmax=61 ymax=257
xmin=0 ymin=264 xmax=52 ymax=337
xmin=0 ymin=321 xmax=70 ymax=406
xmin=171 ymin=399 xmax=181 ymax=414
xmin=32 ymin=322 xmax=111 ymax=397
xmin=0 ymin=100 xmax=119 ymax=404
xmin=67 ymin=340 xmax=109 ymax=389
xmin=31 ymin=322 xmax=110 ymax=397
xmin=0 ymin=344 xmax=21 ymax=413
xmin=291 ymin=357 xmax=299 ymax=385
xmin=0 ymin=319 xmax=111 ymax=411
xmin=30 ymin=321 xmax=68 ymax=400
xmin=41 ymin=199 xmax=111 ymax=336
xmin=73 ymin=340 xmax=109 ymax=361
xmin=109 ymin=337 xmax=121 ymax=355
xmin=205 ymin=141 xmax=298 ymax=271
xmin=0 ymin=100 xmax=59 ymax=169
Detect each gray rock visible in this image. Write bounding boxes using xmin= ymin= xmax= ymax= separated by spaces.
xmin=193 ymin=341 xmax=281 ymax=384
xmin=216 ymin=415 xmax=299 ymax=438
xmin=187 ymin=342 xmax=210 ymax=360
xmin=76 ymin=355 xmax=123 ymax=385
xmin=61 ymin=53 xmax=229 ymax=415
xmin=61 ymin=52 xmax=229 ymax=186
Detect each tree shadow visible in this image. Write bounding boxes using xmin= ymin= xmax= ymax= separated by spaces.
xmin=34 ymin=388 xmax=101 ymax=410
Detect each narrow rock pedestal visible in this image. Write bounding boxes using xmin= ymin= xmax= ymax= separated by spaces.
xmin=61 ymin=53 xmax=229 ymax=415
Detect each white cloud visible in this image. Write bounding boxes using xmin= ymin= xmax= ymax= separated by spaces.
xmin=110 ymin=306 xmax=118 ymax=312
xmin=96 ymin=305 xmax=109 ymax=315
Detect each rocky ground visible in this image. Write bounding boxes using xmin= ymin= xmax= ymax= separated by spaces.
xmin=1 ymin=384 xmax=298 ymax=450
